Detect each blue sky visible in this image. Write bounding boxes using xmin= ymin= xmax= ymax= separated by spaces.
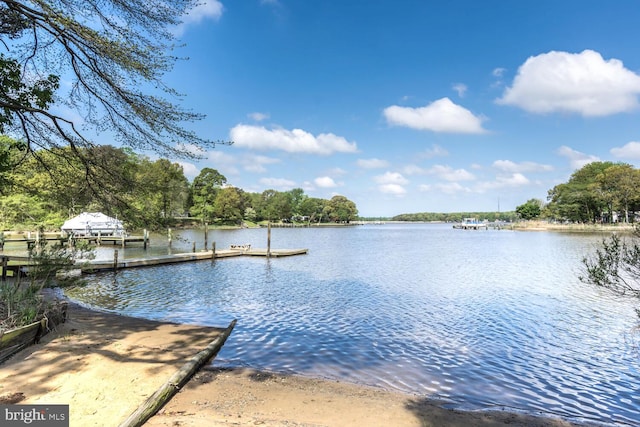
xmin=158 ymin=1 xmax=640 ymax=217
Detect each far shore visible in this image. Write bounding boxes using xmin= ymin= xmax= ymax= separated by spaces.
xmin=0 ymin=299 xmax=595 ymax=427
xmin=510 ymin=220 xmax=637 ymax=232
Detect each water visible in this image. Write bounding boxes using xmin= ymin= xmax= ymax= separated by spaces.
xmin=64 ymin=224 xmax=640 ymax=425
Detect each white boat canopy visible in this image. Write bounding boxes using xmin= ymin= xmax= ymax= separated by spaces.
xmin=61 ymin=212 xmax=125 ymax=236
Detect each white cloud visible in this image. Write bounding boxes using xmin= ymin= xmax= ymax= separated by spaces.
xmin=242 ymin=154 xmax=280 ymax=173
xmin=230 ymin=124 xmax=358 ymax=154
xmin=374 ymin=172 xmax=408 ymax=195
xmin=176 ymin=161 xmax=199 ymax=180
xmin=328 ymin=167 xmax=348 ymax=176
xmin=206 ymin=150 xmax=235 ymax=163
xmin=427 ymin=165 xmax=475 ymax=181
xmin=557 ymin=145 xmax=600 ymax=169
xmin=315 ymin=176 xmax=338 ymax=188
xmin=357 ymin=158 xmax=389 ymax=169
xmin=435 ymin=182 xmax=471 ymax=194
xmin=374 ymin=171 xmax=409 ymax=185
xmin=174 ymin=0 xmax=223 ymax=35
xmin=493 ymin=68 xmax=506 ymax=78
xmin=248 ymin=112 xmax=270 ymax=122
xmin=402 ymin=164 xmax=426 ymax=175
xmin=420 ymin=144 xmax=449 ymax=159
xmin=379 ymin=184 xmax=407 ymax=195
xmin=384 ymin=98 xmax=487 ymax=134
xmin=492 ymin=160 xmax=553 ymax=173
xmin=452 ymin=83 xmax=467 ymax=97
xmin=497 ymin=50 xmax=640 ymax=116
xmin=259 ymin=177 xmax=296 ymax=189
xmin=475 ymin=173 xmax=530 ymax=193
xmin=611 ymin=141 xmax=640 ymax=159
xmin=491 ymin=68 xmax=507 ymax=88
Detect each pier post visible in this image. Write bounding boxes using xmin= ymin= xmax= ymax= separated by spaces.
xmin=143 ymin=229 xmax=148 ymax=250
xmin=168 ymin=228 xmax=172 ymax=248
xmin=267 ymin=222 xmax=271 ymax=258
xmin=121 ymin=232 xmax=125 ymax=248
xmin=0 ymin=231 xmax=4 ymax=251
xmin=113 ymin=250 xmax=119 ymax=272
xmin=211 ymin=242 xmax=216 ymax=264
xmin=1 ymin=255 xmax=7 ymax=281
xmin=192 ymin=242 xmax=196 ymax=253
xmin=204 ymin=223 xmax=208 ymax=251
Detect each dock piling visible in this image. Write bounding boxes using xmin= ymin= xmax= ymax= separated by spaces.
xmin=267 ymin=222 xmax=271 ymax=258
xmin=1 ymin=255 xmax=7 ymax=281
xmin=113 ymin=250 xmax=119 ymax=272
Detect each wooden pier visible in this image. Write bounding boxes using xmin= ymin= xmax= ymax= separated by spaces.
xmin=0 ymin=233 xmax=149 ymax=250
xmin=0 ymin=247 xmax=308 ymax=279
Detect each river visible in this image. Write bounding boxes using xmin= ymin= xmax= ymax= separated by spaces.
xmin=64 ymin=223 xmax=640 ymax=426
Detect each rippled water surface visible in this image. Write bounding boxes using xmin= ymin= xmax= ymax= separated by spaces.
xmin=65 ymin=224 xmax=640 ymax=425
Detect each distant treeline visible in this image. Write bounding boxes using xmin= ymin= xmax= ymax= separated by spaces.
xmin=391 ymin=211 xmax=518 ymax=222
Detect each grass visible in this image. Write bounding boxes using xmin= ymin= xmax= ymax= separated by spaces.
xmin=0 ymin=239 xmax=93 ymax=332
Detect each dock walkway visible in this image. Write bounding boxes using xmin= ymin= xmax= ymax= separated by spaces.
xmin=1 ymin=248 xmax=308 ymax=279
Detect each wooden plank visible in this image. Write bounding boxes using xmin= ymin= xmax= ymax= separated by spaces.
xmin=0 ymin=321 xmax=42 ymax=364
xmin=118 ymin=319 xmax=237 ymax=427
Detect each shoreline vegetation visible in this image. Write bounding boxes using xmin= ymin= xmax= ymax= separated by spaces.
xmin=0 ymin=300 xmax=590 ymax=427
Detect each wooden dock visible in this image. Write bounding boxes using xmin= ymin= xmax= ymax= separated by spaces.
xmin=0 ymin=234 xmax=149 ymax=250
xmin=0 ymin=247 xmax=308 ymax=279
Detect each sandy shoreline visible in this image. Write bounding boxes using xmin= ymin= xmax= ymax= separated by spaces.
xmin=0 ymin=300 xmax=595 ymax=426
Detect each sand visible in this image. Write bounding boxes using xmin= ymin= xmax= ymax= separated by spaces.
xmin=0 ymin=301 xmax=594 ymax=426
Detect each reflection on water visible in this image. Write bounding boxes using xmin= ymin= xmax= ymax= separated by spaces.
xmin=65 ymin=224 xmax=640 ymax=425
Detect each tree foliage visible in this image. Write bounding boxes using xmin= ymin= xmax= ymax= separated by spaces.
xmin=190 ymin=168 xmax=227 ymax=222
xmin=581 ymin=231 xmax=640 ymax=317
xmin=0 ymin=142 xmax=360 ymax=229
xmin=515 ymin=198 xmax=543 ymax=220
xmin=1 ymin=0 xmax=214 ymax=154
xmin=324 ymin=195 xmax=358 ymax=223
xmin=392 ymin=211 xmax=517 ymax=222
xmin=546 ymin=161 xmax=640 ymax=223
xmin=0 ymin=0 xmax=229 ymax=211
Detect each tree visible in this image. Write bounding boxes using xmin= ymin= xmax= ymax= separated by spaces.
xmin=134 ymin=158 xmax=189 ymax=225
xmin=547 ymin=161 xmax=616 ymax=222
xmin=1 ymin=0 xmax=228 ymax=205
xmin=324 ymin=195 xmax=358 ymax=223
xmin=606 ymin=164 xmax=640 ymax=223
xmin=190 ymin=168 xmax=227 ymax=222
xmin=257 ymin=190 xmax=292 ymax=222
xmin=0 ymin=134 xmax=26 ymax=192
xmin=287 ymin=188 xmax=307 ymax=217
xmin=581 ymin=231 xmax=640 ymax=318
xmin=213 ymin=187 xmax=246 ymax=225
xmin=298 ymin=197 xmax=326 ymax=222
xmin=515 ymin=198 xmax=542 ymax=220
